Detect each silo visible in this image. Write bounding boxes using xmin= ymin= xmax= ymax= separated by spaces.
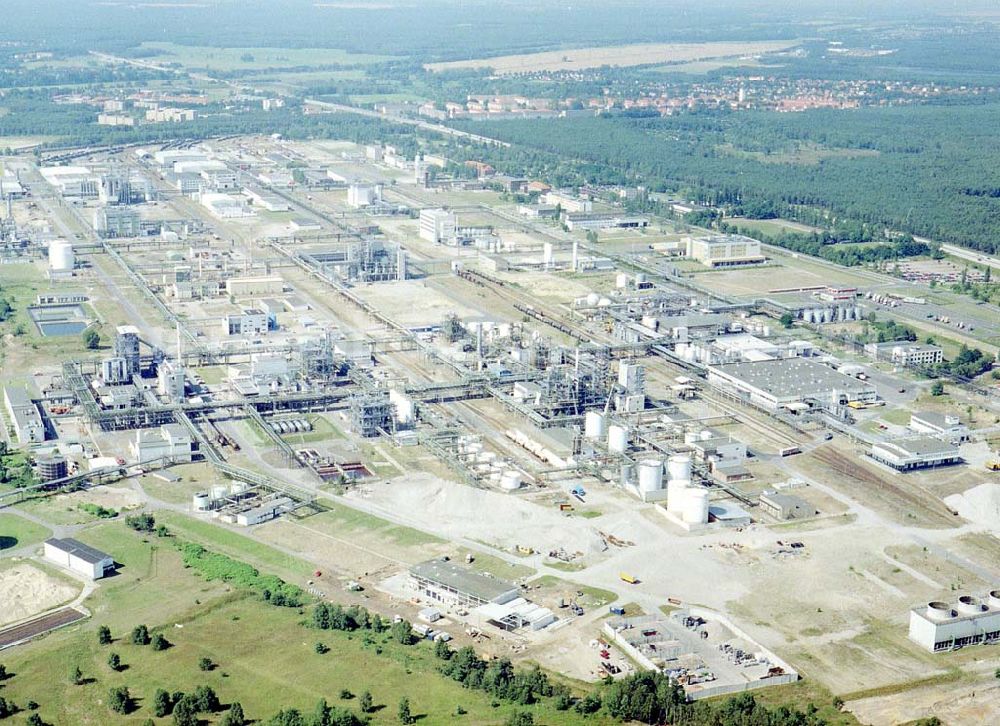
xmin=638 ymin=459 xmax=664 ymax=494
xmin=666 ymin=479 xmax=690 ymax=513
xmin=499 ymin=471 xmax=522 ymax=490
xmin=584 ymin=411 xmax=608 ymax=440
xmin=837 ymin=306 xmax=847 ymax=321
xmin=607 ymin=425 xmax=628 ymax=453
xmin=615 ymin=273 xmax=629 ymax=289
xmin=682 ymin=488 xmax=710 ymax=524
xmin=822 ymin=308 xmax=833 ymax=324
xmin=48 ymin=239 xmax=75 ymax=272
xmin=667 ymin=455 xmax=692 ymax=481
xmin=193 ymin=492 xmax=212 ymax=511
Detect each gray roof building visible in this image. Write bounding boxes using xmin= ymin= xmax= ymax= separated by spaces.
xmin=410 ymin=559 xmax=519 ymax=608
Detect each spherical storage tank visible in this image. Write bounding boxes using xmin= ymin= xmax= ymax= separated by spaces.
xmin=48 ymin=239 xmax=75 ymax=272
xmin=682 ymin=488 xmax=710 ymax=524
xmin=638 ymin=459 xmax=664 ymax=493
xmin=607 ymin=424 xmax=628 ymax=454
xmin=584 ymin=411 xmax=608 ymax=440
xmin=667 ymin=455 xmax=692 ymax=482
xmin=666 ymin=478 xmax=690 ymax=514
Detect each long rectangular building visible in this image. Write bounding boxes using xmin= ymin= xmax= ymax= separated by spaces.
xmin=706 ymin=358 xmax=877 ymax=412
xmin=3 ymin=385 xmax=45 ymax=445
xmin=410 ymin=559 xmax=519 ymax=609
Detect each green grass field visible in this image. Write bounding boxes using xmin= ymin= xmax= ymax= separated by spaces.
xmin=0 ymin=520 xmax=615 ymax=725
xmin=156 ymin=511 xmax=315 ymax=581
xmin=310 ymin=504 xmax=445 ymax=549
xmin=134 ymin=42 xmax=392 ymax=71
xmin=0 ymin=511 xmax=52 ymax=550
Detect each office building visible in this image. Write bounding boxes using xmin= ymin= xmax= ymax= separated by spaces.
xmin=3 ymin=385 xmax=45 ymax=444
xmin=684 ymin=235 xmax=766 ymax=268
xmin=419 ymin=208 xmax=457 ymax=244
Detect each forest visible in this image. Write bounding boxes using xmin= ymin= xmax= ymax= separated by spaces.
xmin=455 ymin=103 xmax=1000 ymax=254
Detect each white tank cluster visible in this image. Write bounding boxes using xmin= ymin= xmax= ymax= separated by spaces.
xmin=505 ymin=429 xmax=565 ymax=467
xmin=48 ymin=239 xmax=75 ymax=272
xmin=193 ymin=481 xmax=251 ymax=511
xmin=663 ymin=455 xmax=708 ymax=524
xmin=269 ymin=418 xmax=314 ymax=434
xmin=799 ymin=305 xmax=862 ymax=324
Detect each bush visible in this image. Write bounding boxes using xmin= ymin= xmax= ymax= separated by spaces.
xmin=108 ymin=686 xmax=133 ymax=714
xmin=125 ymin=512 xmax=156 ymax=532
xmin=130 ymin=624 xmax=151 ymax=645
xmin=152 ymin=633 xmax=170 ymax=650
xmin=178 ymin=542 xmax=304 ymax=607
xmin=505 ymin=712 xmax=534 ymax=726
xmin=107 ymin=652 xmax=123 ymax=672
xmin=154 ymin=689 xmax=173 ymax=717
xmin=314 ymin=641 xmax=329 ymax=654
xmin=198 ymin=656 xmax=214 ymax=672
xmin=97 ymin=625 xmax=112 ymax=645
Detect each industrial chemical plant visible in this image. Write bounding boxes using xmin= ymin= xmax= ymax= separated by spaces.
xmin=2 ymin=129 xmax=999 ymax=719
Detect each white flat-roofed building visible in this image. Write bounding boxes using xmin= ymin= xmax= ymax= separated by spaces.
xmin=39 ymin=166 xmax=100 ymax=198
xmin=347 ymin=182 xmax=382 ymax=208
xmin=44 ymin=537 xmax=115 ymax=579
xmin=130 ymin=423 xmax=194 ymax=463
xmin=225 ymin=308 xmax=269 ymax=336
xmin=410 ymin=559 xmax=519 ymax=610
xmin=707 ymin=358 xmax=877 ymax=412
xmin=910 ymin=411 xmax=970 ymax=443
xmin=3 ymin=385 xmax=45 ymax=445
xmin=909 ymin=593 xmax=1000 ymax=652
xmin=225 ymin=277 xmax=284 ymax=297
xmin=684 ymin=234 xmax=766 ymax=268
xmin=864 ymin=341 xmax=943 ymax=367
xmin=542 ymin=191 xmax=592 ymax=212
xmin=419 ymin=208 xmax=457 ymax=244
xmin=564 ymin=213 xmax=649 ymax=231
xmin=201 ymin=193 xmax=254 ymax=219
xmin=153 ymin=149 xmax=207 ymax=167
xmin=870 ymin=436 xmax=961 ymax=471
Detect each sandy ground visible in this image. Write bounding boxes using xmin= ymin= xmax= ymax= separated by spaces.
xmin=0 ymin=563 xmax=81 ymax=627
xmin=426 ymin=40 xmax=800 ymax=74
xmin=849 ymin=679 xmax=1000 ymax=726
xmin=52 ymin=486 xmax=145 ymax=512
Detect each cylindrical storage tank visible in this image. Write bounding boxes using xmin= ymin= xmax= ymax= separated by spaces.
xmin=37 ymin=455 xmax=68 ymax=481
xmin=822 ymin=308 xmax=833 ymax=323
xmin=620 ymin=461 xmax=635 ymax=488
xmin=700 ymin=429 xmax=712 ymax=441
xmin=957 ymin=596 xmax=983 ymax=615
xmin=48 ymin=240 xmax=75 ymax=271
xmin=634 ymin=272 xmax=646 ymax=286
xmin=682 ymin=488 xmax=710 ymax=524
xmin=615 ymin=274 xmax=629 ymax=289
xmin=584 ymin=411 xmax=608 ymax=440
xmin=667 ymin=455 xmax=692 ymax=481
xmin=586 ymin=292 xmax=601 ymax=306
xmin=210 ymin=484 xmax=228 ymax=500
xmin=193 ymin=492 xmax=212 ymax=511
xmin=499 ymin=471 xmax=522 ymax=490
xmin=666 ymin=478 xmax=690 ymax=513
xmin=607 ymin=424 xmax=628 ymax=454
xmin=638 ymin=459 xmax=664 ymax=493
xmin=925 ymin=601 xmax=954 ymax=621
xmin=988 ymin=590 xmax=1000 ymax=609
xmin=230 ymin=481 xmax=249 ymax=495
xmin=598 ymin=297 xmax=611 ymax=307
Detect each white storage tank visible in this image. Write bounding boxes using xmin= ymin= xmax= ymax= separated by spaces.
xmin=988 ymin=590 xmax=1000 ymax=609
xmin=48 ymin=239 xmax=75 ymax=272
xmin=620 ymin=461 xmax=635 ymax=488
xmin=956 ymin=595 xmax=984 ymax=615
xmin=615 ymin=273 xmax=629 ymax=289
xmin=586 ymin=292 xmax=601 ymax=306
xmin=499 ymin=471 xmax=523 ymax=491
xmin=230 ymin=481 xmax=249 ymax=495
xmin=211 ymin=484 xmax=229 ymax=501
xmin=666 ymin=478 xmax=690 ymax=513
xmin=634 ymin=272 xmax=646 ymax=286
xmin=925 ymin=601 xmax=954 ymax=621
xmin=607 ymin=424 xmax=628 ymax=454
xmin=683 ymin=488 xmax=710 ymax=524
xmin=584 ymin=411 xmax=608 ymax=440
xmin=667 ymin=455 xmax=692 ymax=481
xmin=638 ymin=459 xmax=664 ymax=493
xmin=193 ymin=492 xmax=212 ymax=511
